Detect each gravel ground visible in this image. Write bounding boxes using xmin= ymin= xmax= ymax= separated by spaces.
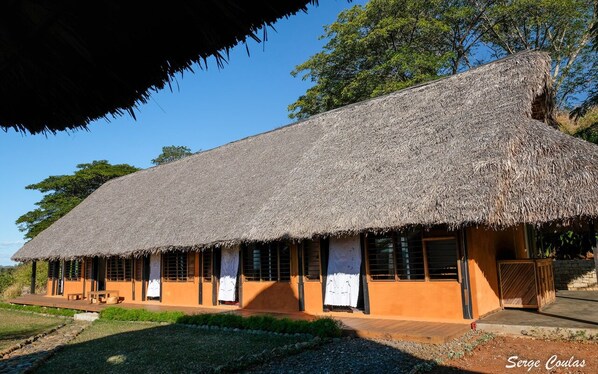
xmin=246 ymin=331 xmax=492 ymax=374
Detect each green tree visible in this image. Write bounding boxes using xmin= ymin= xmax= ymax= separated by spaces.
xmin=151 ymin=145 xmax=194 ymax=166
xmin=288 ymin=0 xmax=455 ymax=120
xmin=16 ymin=161 xmax=139 ymax=240
xmin=289 ymin=0 xmax=596 ymax=119
xmin=572 ymin=1 xmax=597 ymax=119
xmin=478 ymin=0 xmax=596 ymax=108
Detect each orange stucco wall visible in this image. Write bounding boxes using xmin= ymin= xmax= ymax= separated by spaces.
xmin=133 ymin=280 xmax=143 ymax=302
xmin=161 ymin=252 xmax=200 ymax=306
xmin=46 ymin=279 xmax=54 ymax=296
xmin=241 ymin=244 xmax=302 ymax=312
xmin=467 ymin=225 xmax=528 ymax=318
xmin=368 ymin=281 xmax=463 ymax=320
xmin=199 ymin=281 xmax=214 ymax=306
xmin=63 ymin=279 xmax=85 ymax=296
xmin=104 ymin=280 xmax=133 ymax=302
xmin=161 ymin=281 xmax=198 ymax=306
xmin=242 ymin=281 xmax=300 ymax=312
xmin=303 ymin=281 xmax=323 ymax=314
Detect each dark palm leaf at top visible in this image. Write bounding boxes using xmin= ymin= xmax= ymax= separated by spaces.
xmin=0 ymin=0 xmax=316 ymax=134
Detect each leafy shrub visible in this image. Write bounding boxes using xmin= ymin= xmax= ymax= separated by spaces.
xmin=100 ymin=307 xmax=184 ymax=323
xmin=308 ymin=317 xmax=343 ymax=338
xmin=0 ymin=302 xmax=77 ymax=317
xmin=101 ymin=307 xmax=342 ymax=338
xmin=100 ymin=306 xmax=342 ymax=338
xmin=0 ymin=262 xmax=48 ymax=299
xmin=177 ymin=313 xmax=342 ymax=338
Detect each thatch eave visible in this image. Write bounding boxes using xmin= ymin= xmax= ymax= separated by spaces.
xmin=0 ymin=0 xmax=316 ymax=134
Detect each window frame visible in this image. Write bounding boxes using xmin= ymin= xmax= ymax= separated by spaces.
xmin=200 ymin=249 xmax=213 ymax=282
xmin=365 ymin=233 xmax=399 ymax=281
xmin=302 ymin=239 xmax=321 ymax=282
xmin=162 ymin=252 xmax=195 ymax=282
xmin=365 ymin=230 xmax=461 ymax=283
xmin=106 ymin=257 xmax=133 ymax=282
xmin=242 ymin=242 xmax=291 ymax=282
xmin=133 ymin=257 xmax=144 ymax=282
xmin=422 ymin=237 xmax=460 ymax=282
xmin=48 ymin=260 xmax=59 ymax=279
xmin=64 ymin=260 xmax=82 ymax=281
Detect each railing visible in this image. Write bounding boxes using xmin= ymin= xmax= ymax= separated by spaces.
xmin=497 ymin=259 xmax=556 ymax=310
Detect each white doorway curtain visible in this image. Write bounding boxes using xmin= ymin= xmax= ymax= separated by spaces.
xmin=218 ymin=246 xmax=239 ymax=302
xmin=324 ymin=236 xmax=361 ymax=307
xmin=146 ymin=253 xmax=161 ymax=298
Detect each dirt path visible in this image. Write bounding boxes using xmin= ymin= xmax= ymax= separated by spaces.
xmin=434 ymin=336 xmax=597 ymax=373
xmin=0 ymin=321 xmax=89 ymax=374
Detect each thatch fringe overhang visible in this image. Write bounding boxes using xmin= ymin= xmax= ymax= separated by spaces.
xmin=12 ymin=51 xmax=598 ymax=262
xmin=0 ymin=0 xmax=315 ymax=134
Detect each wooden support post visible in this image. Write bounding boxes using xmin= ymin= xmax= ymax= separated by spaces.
xmin=198 ymin=252 xmax=203 ymax=305
xmin=30 ymin=261 xmax=37 ymax=295
xmin=60 ymin=260 xmax=66 ymax=295
xmin=297 ymin=242 xmax=305 ymax=312
xmin=159 ymin=255 xmax=163 ymax=303
xmin=359 ymin=234 xmax=370 ymax=314
xmin=91 ymin=257 xmax=97 ymax=293
xmin=212 ymin=248 xmax=221 ymax=306
xmin=238 ymin=246 xmax=243 ymax=307
xmin=82 ymin=259 xmax=86 ymax=298
xmin=320 ymin=238 xmax=329 ymax=311
xmin=590 ymin=221 xmax=597 ymax=284
xmin=132 ymin=255 xmax=136 ymax=301
xmin=142 ymin=256 xmax=148 ymax=301
xmin=459 ymin=229 xmax=473 ymax=320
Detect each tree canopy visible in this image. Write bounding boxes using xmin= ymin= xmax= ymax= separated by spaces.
xmin=572 ymin=1 xmax=598 ymax=119
xmin=16 ymin=161 xmax=139 ymax=240
xmin=151 ymin=145 xmax=194 ymax=166
xmin=289 ymin=0 xmax=597 ymax=120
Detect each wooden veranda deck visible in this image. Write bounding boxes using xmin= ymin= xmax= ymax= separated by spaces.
xmin=9 ymin=294 xmax=471 ymax=344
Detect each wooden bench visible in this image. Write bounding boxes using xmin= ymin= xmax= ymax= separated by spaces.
xmin=67 ymin=293 xmax=83 ymax=301
xmin=88 ymin=290 xmax=120 ymax=304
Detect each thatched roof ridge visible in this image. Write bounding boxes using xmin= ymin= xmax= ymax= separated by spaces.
xmin=0 ymin=0 xmax=315 ymax=134
xmin=12 ymin=51 xmax=598 ymax=261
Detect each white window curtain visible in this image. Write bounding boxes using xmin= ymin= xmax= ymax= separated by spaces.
xmin=324 ymin=236 xmax=361 ymax=307
xmin=218 ymin=246 xmax=239 ymax=302
xmin=146 ymin=253 xmax=161 ymax=298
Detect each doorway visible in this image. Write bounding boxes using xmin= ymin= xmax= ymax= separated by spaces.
xmin=94 ymin=257 xmax=106 ymax=291
xmin=323 ymin=236 xmax=365 ymax=312
xmin=218 ymin=246 xmax=240 ymax=305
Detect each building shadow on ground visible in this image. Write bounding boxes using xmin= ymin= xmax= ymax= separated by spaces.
xmin=1 ymin=321 xmax=483 ymax=373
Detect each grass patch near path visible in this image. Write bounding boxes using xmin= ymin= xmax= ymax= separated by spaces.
xmin=0 ymin=302 xmax=78 ymax=317
xmin=38 ymin=319 xmax=310 ymax=374
xmin=100 ymin=306 xmax=184 ymax=323
xmin=100 ymin=307 xmax=342 ymax=338
xmin=0 ymin=309 xmax=66 ymax=351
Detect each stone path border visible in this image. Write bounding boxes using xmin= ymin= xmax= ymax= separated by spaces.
xmin=0 ymin=322 xmax=90 ymax=374
xmin=0 ymin=323 xmax=67 ymax=358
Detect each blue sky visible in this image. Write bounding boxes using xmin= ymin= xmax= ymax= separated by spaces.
xmin=0 ymin=1 xmax=368 ymax=265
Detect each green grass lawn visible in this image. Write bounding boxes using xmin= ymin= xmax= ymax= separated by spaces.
xmin=39 ymin=320 xmax=309 ymax=373
xmin=0 ymin=309 xmax=66 ymax=351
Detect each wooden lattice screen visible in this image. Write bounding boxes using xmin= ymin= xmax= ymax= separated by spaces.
xmin=498 ymin=259 xmax=556 ymax=309
xmin=535 ymin=259 xmax=556 ymax=307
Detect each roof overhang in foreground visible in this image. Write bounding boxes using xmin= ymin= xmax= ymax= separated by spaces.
xmin=0 ymin=0 xmax=315 ymax=134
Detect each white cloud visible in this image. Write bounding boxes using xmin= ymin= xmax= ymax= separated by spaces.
xmin=0 ymin=240 xmax=25 ymax=248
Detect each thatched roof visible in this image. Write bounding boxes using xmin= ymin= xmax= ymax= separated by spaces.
xmin=12 ymin=51 xmax=598 ymax=261
xmin=0 ymin=0 xmax=314 ymax=134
